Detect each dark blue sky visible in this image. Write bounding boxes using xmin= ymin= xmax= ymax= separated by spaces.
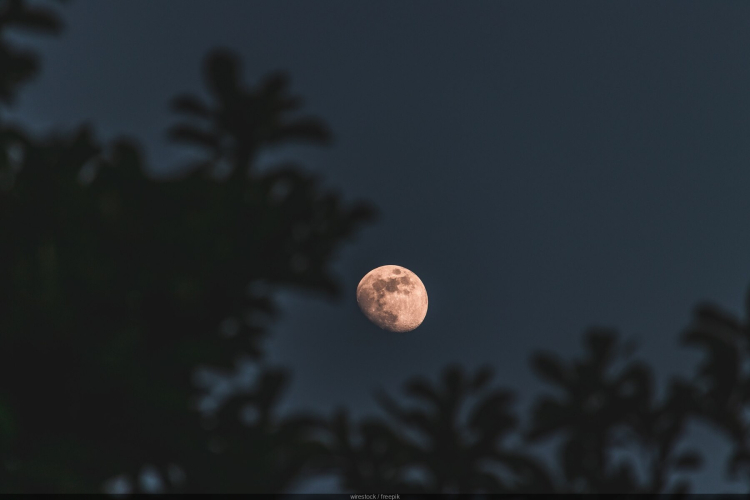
xmin=12 ymin=0 xmax=750 ymax=491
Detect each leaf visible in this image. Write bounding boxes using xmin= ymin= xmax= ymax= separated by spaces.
xmin=203 ymin=48 xmax=242 ymax=101
xmin=669 ymin=479 xmax=691 ymax=495
xmin=467 ymin=389 xmax=517 ymax=434
xmin=0 ymin=48 xmax=39 ymax=103
xmin=441 ymin=365 xmax=465 ymax=399
xmin=166 ymin=125 xmax=219 ymax=151
xmin=253 ymin=369 xmax=290 ymax=419
xmin=530 ymin=352 xmax=568 ymax=387
xmin=0 ymin=398 xmax=16 ymax=442
xmin=583 ymin=328 xmax=618 ymax=364
xmin=493 ymin=451 xmax=555 ymax=493
xmin=616 ymin=361 xmax=653 ymax=406
xmin=373 ymin=389 xmax=405 ymax=421
xmin=403 ymin=377 xmax=440 ymax=407
xmin=673 ymin=450 xmax=703 ymax=471
xmin=470 ymin=365 xmax=493 ymax=391
xmin=259 ymin=70 xmax=291 ymax=96
xmin=525 ymin=397 xmax=568 ymax=441
xmin=681 ymin=328 xmax=740 ymax=406
xmin=693 ymin=302 xmax=742 ymax=333
xmin=728 ymin=448 xmax=750 ymax=478
xmin=6 ymin=5 xmax=62 ymax=35
xmin=170 ymin=94 xmax=213 ymax=118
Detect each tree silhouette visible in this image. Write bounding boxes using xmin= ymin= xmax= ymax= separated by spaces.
xmin=159 ymin=368 xmax=330 ymax=493
xmin=0 ymin=1 xmax=375 ymax=492
xmin=1 ymin=0 xmax=748 ymax=494
xmin=167 ymin=48 xmax=332 ymax=179
xmin=681 ymin=287 xmax=750 ymax=490
xmin=526 ymin=328 xmax=702 ymax=494
xmin=328 ymin=332 xmax=709 ymax=495
xmin=0 ymin=0 xmax=62 ymax=106
xmin=329 ymin=365 xmax=555 ymax=494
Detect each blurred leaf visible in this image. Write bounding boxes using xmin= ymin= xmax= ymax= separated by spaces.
xmin=166 ymin=125 xmax=219 ymax=151
xmin=171 ymin=94 xmax=212 ymax=118
xmin=470 ymin=365 xmax=493 ymax=391
xmin=673 ymin=451 xmax=702 ymax=471
xmin=530 ymin=352 xmax=568 ymax=387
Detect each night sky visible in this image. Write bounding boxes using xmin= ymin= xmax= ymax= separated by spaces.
xmin=11 ymin=0 xmax=750 ymax=491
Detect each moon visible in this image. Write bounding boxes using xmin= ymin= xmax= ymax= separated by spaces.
xmin=356 ymin=265 xmax=428 ymax=332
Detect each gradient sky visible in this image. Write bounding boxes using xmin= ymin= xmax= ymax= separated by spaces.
xmin=11 ymin=0 xmax=750 ymax=492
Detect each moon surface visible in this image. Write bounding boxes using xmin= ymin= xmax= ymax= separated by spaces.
xmin=356 ymin=265 xmax=428 ymax=332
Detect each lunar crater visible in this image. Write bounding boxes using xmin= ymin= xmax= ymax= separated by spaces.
xmin=356 ymin=265 xmax=428 ymax=332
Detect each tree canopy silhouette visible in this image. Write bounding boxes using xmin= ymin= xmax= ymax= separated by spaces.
xmin=329 ymin=365 xmax=555 ymax=494
xmin=1 ymin=0 xmax=748 ymax=494
xmin=681 ymin=289 xmax=750 ymax=490
xmin=0 ymin=0 xmax=375 ymax=492
xmin=527 ymin=329 xmax=701 ymax=494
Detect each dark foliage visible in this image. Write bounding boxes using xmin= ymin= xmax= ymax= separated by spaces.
xmin=0 ymin=0 xmax=63 ymax=105
xmin=1 ymin=0 xmax=747 ymax=494
xmin=0 ymin=1 xmax=374 ymax=492
xmin=167 ymin=48 xmax=332 ymax=178
xmin=526 ymin=329 xmax=700 ymax=493
xmin=329 ymin=365 xmax=555 ymax=494
xmin=681 ymin=289 xmax=750 ymax=489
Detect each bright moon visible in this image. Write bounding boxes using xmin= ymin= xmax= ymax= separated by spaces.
xmin=356 ymin=265 xmax=428 ymax=332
